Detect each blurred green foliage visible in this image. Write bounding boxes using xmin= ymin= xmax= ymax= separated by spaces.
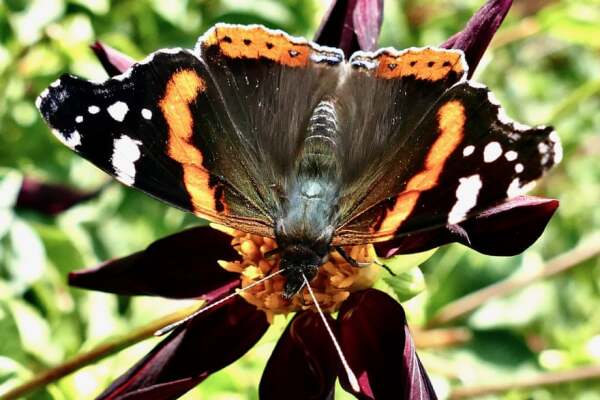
xmin=0 ymin=0 xmax=599 ymax=399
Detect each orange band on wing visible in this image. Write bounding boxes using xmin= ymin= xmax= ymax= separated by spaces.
xmin=375 ymin=49 xmax=464 ymax=81
xmin=204 ymin=25 xmax=310 ymax=68
xmin=160 ymin=70 xmax=205 ymax=165
xmin=374 ymin=100 xmax=466 ymax=234
xmin=406 ymin=100 xmax=466 ymax=191
xmin=159 ymin=69 xmax=227 ymax=215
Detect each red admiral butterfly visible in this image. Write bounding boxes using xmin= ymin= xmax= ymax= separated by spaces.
xmin=37 ymin=24 xmax=561 ymax=298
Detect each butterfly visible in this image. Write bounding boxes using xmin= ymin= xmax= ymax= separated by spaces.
xmin=37 ymin=24 xmax=561 ymax=298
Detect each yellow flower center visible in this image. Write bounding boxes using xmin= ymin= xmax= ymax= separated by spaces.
xmin=213 ymin=225 xmax=380 ymax=323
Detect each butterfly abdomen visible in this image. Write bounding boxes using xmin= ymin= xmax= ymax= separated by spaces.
xmin=276 ymin=99 xmax=341 ymax=248
xmin=275 ymin=99 xmax=343 ymax=297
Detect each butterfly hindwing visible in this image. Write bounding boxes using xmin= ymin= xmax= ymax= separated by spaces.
xmin=332 ymin=47 xmax=468 ymax=222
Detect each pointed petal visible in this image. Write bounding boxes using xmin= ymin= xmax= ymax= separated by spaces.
xmin=16 ymin=177 xmax=101 ymax=216
xmin=337 ymin=289 xmax=437 ymax=399
xmin=260 ymin=311 xmax=337 ymax=400
xmin=441 ymin=0 xmax=513 ymax=77
xmin=375 ymin=196 xmax=559 ymax=258
xmin=69 ymin=226 xmax=240 ymax=299
xmin=353 ymin=0 xmax=384 ymax=52
xmin=314 ymin=0 xmax=383 ymax=55
xmin=98 ymin=297 xmax=268 ymax=400
xmin=90 ymin=41 xmax=136 ymax=77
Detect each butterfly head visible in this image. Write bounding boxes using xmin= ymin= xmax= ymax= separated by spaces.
xmin=279 ymin=244 xmax=327 ymax=299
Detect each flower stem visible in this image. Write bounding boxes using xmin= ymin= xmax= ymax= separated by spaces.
xmin=413 ymin=327 xmax=472 ymax=349
xmin=1 ymin=304 xmax=200 ymax=400
xmin=450 ymin=364 xmax=600 ymax=399
xmin=427 ymin=236 xmax=600 ymax=328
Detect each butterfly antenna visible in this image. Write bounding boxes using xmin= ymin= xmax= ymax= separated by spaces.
xmin=302 ymin=273 xmax=360 ymax=393
xmin=154 ymin=268 xmax=286 ymax=336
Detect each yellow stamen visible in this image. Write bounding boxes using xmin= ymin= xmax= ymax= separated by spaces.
xmin=218 ymin=230 xmax=380 ymax=322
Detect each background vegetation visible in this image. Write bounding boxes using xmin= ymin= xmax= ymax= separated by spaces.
xmin=0 ymin=0 xmax=599 ymax=398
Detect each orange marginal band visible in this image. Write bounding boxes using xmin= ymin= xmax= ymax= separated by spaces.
xmin=375 ymin=48 xmax=464 ymax=81
xmin=159 ymin=69 xmax=226 ymax=215
xmin=204 ymin=25 xmax=310 ymax=68
xmin=375 ymin=100 xmax=466 ymax=234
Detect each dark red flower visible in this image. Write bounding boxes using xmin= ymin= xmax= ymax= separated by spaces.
xmin=71 ymin=228 xmax=436 ymax=399
xmin=63 ymin=1 xmax=559 ymax=399
xmin=16 ymin=177 xmax=103 ymax=216
xmin=441 ymin=0 xmax=513 ymax=78
xmin=314 ymin=0 xmax=384 ymax=55
xmin=375 ymin=196 xmax=559 ymax=258
xmin=89 ymin=41 xmax=135 ymax=77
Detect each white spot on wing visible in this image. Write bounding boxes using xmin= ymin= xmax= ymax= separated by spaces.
xmin=88 ymin=105 xmax=100 ymax=114
xmin=549 ymin=131 xmax=563 ymax=164
xmin=507 ymin=178 xmax=521 ymax=198
xmin=515 ymin=163 xmax=524 ymax=173
xmin=463 ymin=145 xmax=475 ymax=157
xmin=50 ymin=79 xmax=61 ymax=88
xmin=75 ymin=115 xmax=83 ymax=123
xmin=141 ymin=108 xmax=152 ymax=120
xmin=504 ymin=150 xmax=518 ymax=161
xmin=483 ymin=141 xmax=502 ymax=163
xmin=469 ymin=81 xmax=487 ymax=89
xmin=111 ymin=135 xmax=142 ymax=186
xmin=507 ymin=178 xmax=536 ymax=198
xmin=448 ymin=174 xmax=482 ymax=225
xmin=538 ymin=141 xmax=552 ymax=165
xmin=107 ymin=101 xmax=129 ymax=122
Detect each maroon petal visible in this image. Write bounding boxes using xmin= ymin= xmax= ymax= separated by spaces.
xmin=441 ymin=0 xmax=513 ymax=77
xmin=98 ymin=297 xmax=268 ymax=400
xmin=16 ymin=177 xmax=102 ymax=216
xmin=90 ymin=41 xmax=136 ymax=77
xmin=260 ymin=311 xmax=338 ymax=400
xmin=375 ymin=196 xmax=559 ymax=258
xmin=337 ymin=289 xmax=436 ymax=399
xmin=314 ymin=0 xmax=384 ymax=56
xmin=69 ymin=226 xmax=240 ymax=299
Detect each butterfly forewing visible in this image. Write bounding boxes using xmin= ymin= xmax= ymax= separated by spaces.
xmin=37 ymin=25 xmax=345 ymax=237
xmin=332 ymin=76 xmax=560 ymax=244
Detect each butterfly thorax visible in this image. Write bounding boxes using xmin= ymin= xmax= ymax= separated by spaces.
xmin=276 ymin=99 xmax=341 ymax=298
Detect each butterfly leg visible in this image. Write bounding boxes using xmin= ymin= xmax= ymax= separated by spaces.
xmin=334 ymin=246 xmax=397 ymax=276
xmin=264 ymin=247 xmax=282 ymax=259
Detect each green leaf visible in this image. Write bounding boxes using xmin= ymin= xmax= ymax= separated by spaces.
xmin=383 ymin=266 xmax=426 ymax=302
xmin=377 ymin=248 xmax=437 ymax=275
xmin=7 ymin=299 xmax=63 ymax=365
xmin=5 ymin=219 xmax=46 ymax=292
xmin=0 ymin=170 xmax=23 ymax=209
xmin=0 ymin=170 xmax=22 ymax=240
